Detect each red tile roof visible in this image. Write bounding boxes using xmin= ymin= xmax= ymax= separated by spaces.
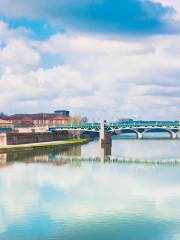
xmin=3 ymin=114 xmax=68 ymax=121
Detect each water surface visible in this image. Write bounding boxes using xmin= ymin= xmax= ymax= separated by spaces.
xmin=1 ymin=136 xmax=180 ymax=240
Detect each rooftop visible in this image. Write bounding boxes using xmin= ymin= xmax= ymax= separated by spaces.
xmin=3 ymin=113 xmax=69 ymax=121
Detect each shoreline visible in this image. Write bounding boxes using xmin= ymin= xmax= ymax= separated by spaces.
xmin=0 ymin=138 xmax=90 ymax=153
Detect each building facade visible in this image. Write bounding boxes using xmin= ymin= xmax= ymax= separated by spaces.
xmin=54 ymin=110 xmax=70 ymax=117
xmin=2 ymin=112 xmax=69 ymax=128
xmin=0 ymin=119 xmax=14 ymax=129
xmin=32 ymin=114 xmax=69 ymax=127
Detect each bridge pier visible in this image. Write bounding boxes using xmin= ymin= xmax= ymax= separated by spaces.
xmin=137 ymin=132 xmax=143 ymax=140
xmin=100 ymin=144 xmax=112 ymax=163
xmin=100 ymin=122 xmax=112 ymax=145
xmin=170 ymin=131 xmax=177 ymax=139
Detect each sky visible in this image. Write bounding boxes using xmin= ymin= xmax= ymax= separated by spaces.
xmin=0 ymin=0 xmax=180 ymax=120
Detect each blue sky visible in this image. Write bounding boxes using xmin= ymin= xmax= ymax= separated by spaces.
xmin=0 ymin=0 xmax=179 ymax=36
xmin=0 ymin=0 xmax=180 ymax=120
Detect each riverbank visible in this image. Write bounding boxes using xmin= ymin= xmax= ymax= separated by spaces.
xmin=0 ymin=138 xmax=90 ymax=153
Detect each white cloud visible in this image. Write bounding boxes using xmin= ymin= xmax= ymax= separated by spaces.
xmin=0 ymin=40 xmax=41 ymax=73
xmin=1 ymin=20 xmax=180 ymax=119
xmin=0 ymin=20 xmax=29 ymax=40
xmin=40 ymin=34 xmax=151 ymax=55
xmin=0 ymin=21 xmax=41 ymax=73
xmin=0 ymin=65 xmax=95 ymax=114
xmin=152 ymin=0 xmax=180 ymax=20
xmin=37 ymin=33 xmax=180 ymax=119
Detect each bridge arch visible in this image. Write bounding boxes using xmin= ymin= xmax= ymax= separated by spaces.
xmin=114 ymin=129 xmax=141 ymax=139
xmin=142 ymin=128 xmax=177 ymax=139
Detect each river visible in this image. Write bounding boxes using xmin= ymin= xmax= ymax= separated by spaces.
xmin=0 ymin=134 xmax=180 ymax=240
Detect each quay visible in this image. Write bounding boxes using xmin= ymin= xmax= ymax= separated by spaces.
xmin=1 ymin=120 xmax=180 ymax=152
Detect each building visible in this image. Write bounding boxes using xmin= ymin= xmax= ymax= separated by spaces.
xmin=0 ymin=119 xmax=14 ymax=130
xmin=54 ymin=110 xmax=70 ymax=117
xmin=32 ymin=113 xmax=69 ymax=127
xmin=2 ymin=111 xmax=69 ymax=128
xmin=4 ymin=115 xmax=34 ymax=128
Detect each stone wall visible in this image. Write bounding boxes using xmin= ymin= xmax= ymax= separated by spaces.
xmin=16 ymin=126 xmax=48 ymax=133
xmin=0 ymin=131 xmax=71 ymax=146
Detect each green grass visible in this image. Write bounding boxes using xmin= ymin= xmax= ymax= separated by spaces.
xmin=0 ymin=139 xmax=89 ymax=152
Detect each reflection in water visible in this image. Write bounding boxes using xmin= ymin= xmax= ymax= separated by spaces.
xmin=0 ymin=144 xmax=82 ymax=166
xmin=1 ymin=136 xmax=180 ymax=166
xmin=1 ymin=158 xmax=180 ymax=239
xmin=1 ymin=137 xmax=180 ymax=239
xmin=0 ymin=154 xmax=7 ymax=167
xmin=100 ymin=144 xmax=112 ymax=162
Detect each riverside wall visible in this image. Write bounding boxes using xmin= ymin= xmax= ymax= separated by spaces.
xmin=0 ymin=131 xmax=71 ymax=146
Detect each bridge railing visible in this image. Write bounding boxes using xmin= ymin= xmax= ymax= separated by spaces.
xmin=109 ymin=121 xmax=180 ymax=128
xmin=49 ymin=123 xmax=100 ymax=130
xmin=49 ymin=121 xmax=180 ymax=131
xmin=0 ymin=127 xmax=13 ymax=132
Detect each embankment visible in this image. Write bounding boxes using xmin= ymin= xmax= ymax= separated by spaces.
xmin=0 ymin=139 xmax=90 ymax=153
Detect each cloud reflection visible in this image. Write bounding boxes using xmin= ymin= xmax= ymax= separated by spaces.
xmin=0 ymin=162 xmax=180 ymax=238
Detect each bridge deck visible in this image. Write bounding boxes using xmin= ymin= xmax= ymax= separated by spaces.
xmin=49 ymin=121 xmax=180 ymax=132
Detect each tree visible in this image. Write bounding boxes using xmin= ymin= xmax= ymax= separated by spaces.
xmin=68 ymin=115 xmax=82 ymax=138
xmin=81 ymin=116 xmax=89 ymax=124
xmin=0 ymin=112 xmax=5 ymax=118
xmin=68 ymin=115 xmax=82 ymax=124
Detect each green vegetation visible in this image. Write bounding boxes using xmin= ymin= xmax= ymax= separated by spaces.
xmin=0 ymin=139 xmax=89 ymax=153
